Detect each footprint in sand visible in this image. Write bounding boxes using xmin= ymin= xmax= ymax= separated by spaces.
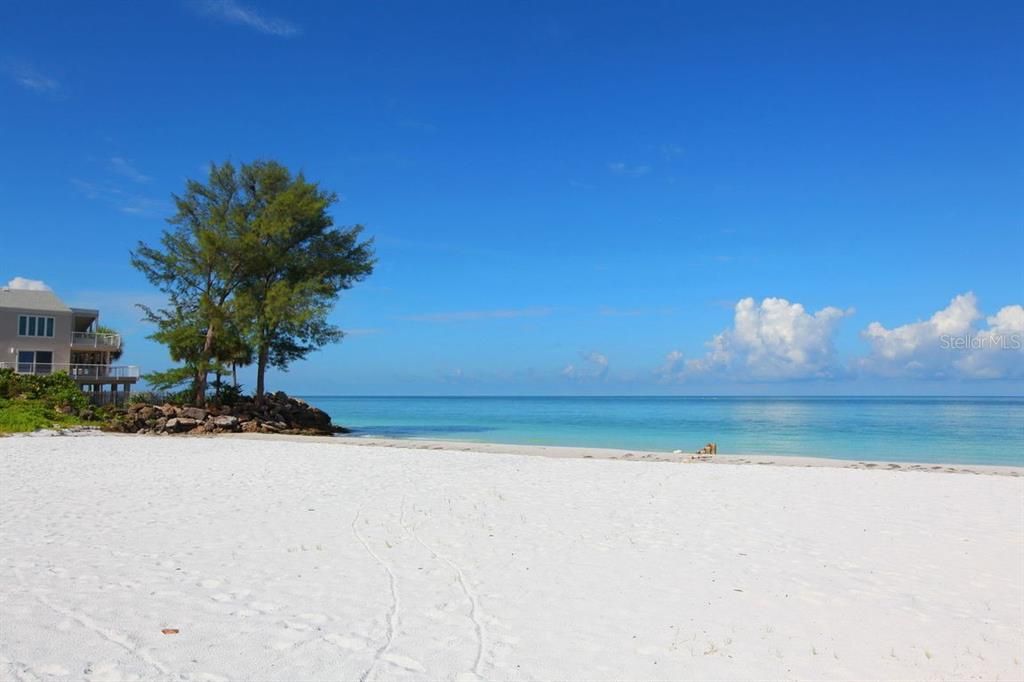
xmin=36 ymin=663 xmax=70 ymax=676
xmin=381 ymin=653 xmax=426 ymax=672
xmin=324 ymin=633 xmax=367 ymax=650
xmin=281 ymin=620 xmax=312 ymax=631
xmin=83 ymin=662 xmax=125 ymax=681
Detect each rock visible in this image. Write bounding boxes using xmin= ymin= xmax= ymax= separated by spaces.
xmin=104 ymin=391 xmax=342 ymax=436
xmin=165 ymin=417 xmax=198 ymax=432
xmin=180 ymin=407 xmax=208 ymax=421
xmin=213 ymin=415 xmax=239 ymax=428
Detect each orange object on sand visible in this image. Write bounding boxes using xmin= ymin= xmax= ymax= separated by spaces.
xmin=161 ymin=628 xmax=179 ymax=635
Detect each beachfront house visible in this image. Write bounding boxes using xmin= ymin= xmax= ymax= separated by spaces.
xmin=0 ymin=286 xmax=139 ymax=404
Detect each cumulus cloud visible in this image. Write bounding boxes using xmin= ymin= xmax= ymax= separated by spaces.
xmin=5 ymin=277 xmax=51 ymax=291
xmin=655 ymin=350 xmax=686 ymax=382
xmin=196 ymin=0 xmax=300 ymax=37
xmin=684 ymin=297 xmax=853 ymax=380
xmin=859 ymin=292 xmax=1023 ymax=379
xmin=562 ymin=351 xmax=609 ymax=380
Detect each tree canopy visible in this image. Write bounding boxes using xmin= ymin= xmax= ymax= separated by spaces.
xmin=132 ymin=160 xmax=375 ymax=405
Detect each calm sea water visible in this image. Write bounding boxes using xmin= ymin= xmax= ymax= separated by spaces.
xmin=301 ymin=396 xmax=1024 ymax=467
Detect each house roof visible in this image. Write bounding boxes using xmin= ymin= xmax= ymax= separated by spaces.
xmin=0 ymin=287 xmax=72 ymax=313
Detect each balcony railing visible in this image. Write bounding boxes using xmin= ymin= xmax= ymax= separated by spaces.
xmin=71 ymin=331 xmax=122 ymax=348
xmin=0 ymin=362 xmax=140 ymax=381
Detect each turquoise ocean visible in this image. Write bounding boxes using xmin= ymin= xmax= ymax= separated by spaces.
xmin=303 ymin=396 xmax=1024 ymax=467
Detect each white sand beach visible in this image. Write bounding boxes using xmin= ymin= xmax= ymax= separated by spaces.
xmin=1 ymin=434 xmax=1022 ymax=681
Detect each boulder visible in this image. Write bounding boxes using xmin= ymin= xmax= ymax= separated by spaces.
xmin=165 ymin=417 xmax=198 ymax=432
xmin=104 ymin=392 xmax=342 ymax=436
xmin=213 ymin=415 xmax=239 ymax=428
xmin=180 ymin=407 xmax=208 ymax=421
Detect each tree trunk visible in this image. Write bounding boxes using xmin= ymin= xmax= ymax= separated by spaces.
xmin=196 ymin=323 xmax=217 ymax=406
xmin=255 ymin=345 xmax=269 ymax=405
xmin=232 ymin=363 xmax=238 ymax=387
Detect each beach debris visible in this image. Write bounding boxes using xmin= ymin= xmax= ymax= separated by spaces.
xmin=161 ymin=628 xmax=179 ymax=635
xmin=691 ymin=442 xmax=718 ymax=460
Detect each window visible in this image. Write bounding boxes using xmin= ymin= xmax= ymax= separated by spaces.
xmin=17 ymin=315 xmax=54 ymax=337
xmin=16 ymin=350 xmax=53 ymax=374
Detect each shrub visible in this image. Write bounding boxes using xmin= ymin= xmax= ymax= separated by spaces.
xmin=0 ymin=398 xmax=84 ymax=433
xmin=0 ymin=369 xmax=90 ymax=433
xmin=0 ymin=369 xmax=87 ymax=412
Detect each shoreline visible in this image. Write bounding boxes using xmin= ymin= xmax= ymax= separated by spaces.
xmin=219 ymin=432 xmax=1024 ymax=476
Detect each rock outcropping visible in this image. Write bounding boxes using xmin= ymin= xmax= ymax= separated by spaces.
xmin=105 ymin=392 xmax=345 ymax=436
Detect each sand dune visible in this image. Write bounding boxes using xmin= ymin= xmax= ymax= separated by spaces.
xmin=1 ymin=434 xmax=1021 ymax=680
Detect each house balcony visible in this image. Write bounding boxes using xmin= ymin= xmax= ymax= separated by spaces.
xmin=71 ymin=331 xmax=122 ymax=350
xmin=0 ymin=362 xmax=139 ymax=384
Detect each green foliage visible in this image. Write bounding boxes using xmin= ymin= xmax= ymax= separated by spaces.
xmin=141 ymin=365 xmax=196 ymax=392
xmin=0 ymin=399 xmax=63 ymax=432
xmin=131 ymin=161 xmax=254 ymax=405
xmin=132 ymin=159 xmax=375 ymax=405
xmin=0 ymin=368 xmax=87 ymax=412
xmin=97 ymin=324 xmax=124 ymax=361
xmin=231 ymin=160 xmax=375 ymax=400
xmin=0 ymin=369 xmax=92 ymax=433
xmin=213 ymin=383 xmax=245 ymax=406
xmin=128 ymin=389 xmax=192 ymax=406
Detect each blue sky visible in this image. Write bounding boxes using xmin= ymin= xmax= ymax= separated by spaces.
xmin=2 ymin=1 xmax=1021 ymax=395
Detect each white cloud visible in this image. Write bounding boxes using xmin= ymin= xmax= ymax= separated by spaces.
xmin=659 ymin=143 xmax=683 ymax=159
xmin=2 ymin=60 xmax=59 ymax=94
xmin=562 ymin=351 xmax=609 ymax=380
xmin=401 ymin=307 xmax=552 ymax=323
xmin=197 ymin=0 xmax=300 ymax=37
xmin=859 ymin=293 xmax=1023 ymax=379
xmin=109 ymin=157 xmax=151 ymax=183
xmin=607 ymin=162 xmax=651 ymax=177
xmin=685 ymin=297 xmax=852 ymax=380
xmin=5 ymin=277 xmax=51 ymax=291
xmin=655 ymin=350 xmax=686 ymax=382
xmin=71 ymin=178 xmax=167 ymax=216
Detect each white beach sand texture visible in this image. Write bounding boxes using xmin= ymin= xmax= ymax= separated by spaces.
xmin=1 ymin=434 xmax=1021 ymax=681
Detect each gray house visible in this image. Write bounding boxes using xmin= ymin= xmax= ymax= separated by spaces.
xmin=0 ymin=286 xmax=139 ymax=402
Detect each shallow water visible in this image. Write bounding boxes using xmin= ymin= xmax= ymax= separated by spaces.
xmin=304 ymin=396 xmax=1024 ymax=466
